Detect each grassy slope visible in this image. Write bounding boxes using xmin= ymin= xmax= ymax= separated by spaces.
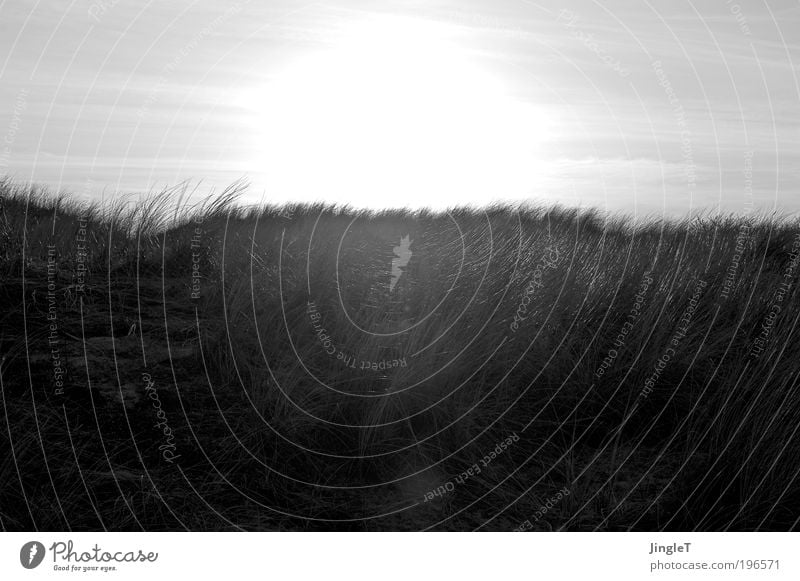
xmin=1 ymin=177 xmax=799 ymax=531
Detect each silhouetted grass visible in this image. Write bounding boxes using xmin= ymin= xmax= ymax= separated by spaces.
xmin=1 ymin=176 xmax=799 ymax=531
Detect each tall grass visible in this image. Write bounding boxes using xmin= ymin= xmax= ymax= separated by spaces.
xmin=1 ymin=177 xmax=799 ymax=531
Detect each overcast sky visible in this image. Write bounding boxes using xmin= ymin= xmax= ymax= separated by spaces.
xmin=1 ymin=0 xmax=798 ymax=217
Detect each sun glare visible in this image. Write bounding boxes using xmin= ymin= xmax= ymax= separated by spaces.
xmin=241 ymin=16 xmax=553 ymax=209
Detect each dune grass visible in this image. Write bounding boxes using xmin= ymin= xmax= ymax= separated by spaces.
xmin=1 ymin=176 xmax=799 ymax=531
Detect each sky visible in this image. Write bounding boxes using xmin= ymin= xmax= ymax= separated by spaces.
xmin=0 ymin=0 xmax=798 ymax=217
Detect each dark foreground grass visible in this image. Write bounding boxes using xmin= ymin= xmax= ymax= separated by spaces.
xmin=1 ymin=177 xmax=799 ymax=531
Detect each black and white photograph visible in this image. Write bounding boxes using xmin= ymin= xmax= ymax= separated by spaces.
xmin=0 ymin=0 xmax=798 ymax=577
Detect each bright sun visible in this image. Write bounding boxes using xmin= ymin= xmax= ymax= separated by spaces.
xmin=241 ymin=16 xmax=553 ymax=209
